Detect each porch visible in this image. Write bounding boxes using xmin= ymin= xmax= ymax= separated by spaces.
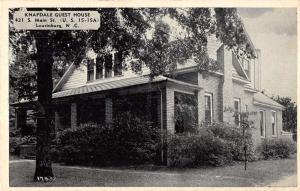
xmin=12 ymin=75 xmax=202 ymax=164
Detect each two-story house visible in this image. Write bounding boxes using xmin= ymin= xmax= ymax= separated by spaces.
xmin=13 ymin=33 xmax=291 ymax=164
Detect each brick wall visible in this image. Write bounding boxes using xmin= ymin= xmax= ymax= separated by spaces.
xmin=251 ymin=106 xmax=285 ymax=146
xmin=163 ymin=87 xmax=175 ymax=134
xmin=198 ymin=73 xmax=223 ymax=123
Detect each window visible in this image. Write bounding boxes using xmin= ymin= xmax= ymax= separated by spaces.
xmin=87 ymin=52 xmax=123 ymax=82
xmin=95 ymin=56 xmax=104 ymax=79
xmin=87 ymin=59 xmax=95 ymax=81
xmin=234 ymin=98 xmax=240 ymax=126
xmin=245 ymin=104 xmax=248 ymax=112
xmin=105 ymin=55 xmax=112 ymax=78
xmin=114 ymin=52 xmax=122 ymax=76
xmin=259 ymin=110 xmax=265 ymax=137
xmin=242 ymin=58 xmax=250 ymax=71
xmin=272 ymin=111 xmax=277 ymax=136
xmin=204 ymin=93 xmax=213 ymax=123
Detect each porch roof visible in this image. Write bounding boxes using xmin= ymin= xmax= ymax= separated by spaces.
xmin=253 ymin=92 xmax=285 ymax=110
xmin=11 ymin=75 xmax=200 ymax=107
xmin=52 ymin=75 xmax=200 ymax=99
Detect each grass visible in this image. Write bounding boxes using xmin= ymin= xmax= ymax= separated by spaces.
xmin=9 ymin=157 xmax=297 ymax=187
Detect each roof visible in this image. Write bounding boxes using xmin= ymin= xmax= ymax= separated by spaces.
xmin=52 ymin=75 xmax=200 ymax=99
xmin=253 ymin=92 xmax=284 ymax=110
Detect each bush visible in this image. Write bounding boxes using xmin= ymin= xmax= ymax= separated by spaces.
xmin=52 ymin=113 xmax=160 ymax=166
xmin=168 ymin=129 xmax=233 ymax=167
xmin=258 ymin=138 xmax=296 ymax=159
xmin=167 ymin=122 xmax=258 ymax=167
xmin=208 ymin=123 xmax=257 ymax=161
xmin=9 ymin=136 xmax=36 ymax=155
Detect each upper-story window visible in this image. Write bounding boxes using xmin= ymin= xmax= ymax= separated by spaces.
xmin=87 ymin=59 xmax=95 ymax=81
xmin=87 ymin=52 xmax=123 ymax=82
xmin=242 ymin=58 xmax=250 ymax=72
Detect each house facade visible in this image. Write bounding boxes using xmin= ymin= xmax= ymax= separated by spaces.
xmin=13 ymin=34 xmax=293 ymax=164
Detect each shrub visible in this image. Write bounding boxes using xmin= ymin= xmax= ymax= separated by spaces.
xmin=52 ymin=113 xmax=160 ymax=166
xmin=258 ymin=138 xmax=296 ymax=159
xmin=9 ymin=136 xmax=36 ymax=155
xmin=167 ymin=122 xmax=258 ymax=167
xmin=208 ymin=123 xmax=257 ymax=161
xmin=168 ymin=129 xmax=233 ymax=167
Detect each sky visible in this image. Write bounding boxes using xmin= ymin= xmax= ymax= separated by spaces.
xmin=237 ymin=8 xmax=297 ymax=102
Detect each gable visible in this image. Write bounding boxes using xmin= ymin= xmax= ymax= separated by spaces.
xmin=232 ymin=54 xmax=249 ymax=80
xmin=207 ymin=35 xmax=222 ymax=60
xmin=61 ymin=64 xmax=87 ymax=91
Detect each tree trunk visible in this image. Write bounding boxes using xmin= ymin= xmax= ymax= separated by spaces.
xmin=33 ymin=31 xmax=55 ymax=181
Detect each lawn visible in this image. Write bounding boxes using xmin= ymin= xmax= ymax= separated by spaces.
xmin=9 ymin=157 xmax=297 ymax=187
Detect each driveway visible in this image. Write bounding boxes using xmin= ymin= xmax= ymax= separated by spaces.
xmin=9 ymin=158 xmax=297 ymax=187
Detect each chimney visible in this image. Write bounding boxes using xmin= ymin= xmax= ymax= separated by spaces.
xmin=217 ymin=45 xmax=234 ymax=124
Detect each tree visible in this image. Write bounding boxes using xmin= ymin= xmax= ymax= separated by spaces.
xmin=9 ymin=8 xmax=254 ymax=181
xmin=272 ymin=96 xmax=297 ymax=141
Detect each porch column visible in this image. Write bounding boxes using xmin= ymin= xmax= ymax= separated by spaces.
xmin=162 ymin=87 xmax=175 ymax=165
xmin=163 ymin=87 xmax=175 ymax=134
xmin=70 ymin=103 xmax=77 ymax=129
xmin=105 ymin=98 xmax=113 ymax=124
xmin=15 ymin=108 xmax=27 ymax=136
xmin=197 ymin=89 xmax=205 ymax=127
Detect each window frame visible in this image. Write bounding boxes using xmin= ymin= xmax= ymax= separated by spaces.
xmin=234 ymin=98 xmax=241 ymax=127
xmin=95 ymin=56 xmax=104 ymax=80
xmin=242 ymin=57 xmax=250 ymax=71
xmin=204 ymin=93 xmax=213 ymax=123
xmin=86 ymin=52 xmax=123 ymax=82
xmin=271 ymin=110 xmax=277 ymax=137
xmin=259 ymin=110 xmax=266 ymax=138
xmin=87 ymin=59 xmax=95 ymax=81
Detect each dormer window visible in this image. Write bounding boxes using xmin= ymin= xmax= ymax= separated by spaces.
xmin=87 ymin=59 xmax=95 ymax=81
xmin=242 ymin=58 xmax=250 ymax=72
xmin=104 ymin=54 xmax=112 ymax=78
xmin=95 ymin=57 xmax=104 ymax=79
xmin=87 ymin=52 xmax=123 ymax=82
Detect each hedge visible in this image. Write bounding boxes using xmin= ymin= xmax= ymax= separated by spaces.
xmin=51 ymin=113 xmax=160 ymax=166
xmin=167 ymin=123 xmax=257 ymax=167
xmin=258 ymin=138 xmax=296 ymax=159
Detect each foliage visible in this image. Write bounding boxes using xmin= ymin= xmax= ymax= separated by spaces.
xmin=168 ymin=123 xmax=257 ymax=167
xmin=207 ymin=123 xmax=256 ymax=161
xmin=51 ymin=113 xmax=160 ymax=166
xmin=9 ymin=136 xmax=36 ymax=155
xmin=168 ymin=130 xmax=233 ymax=167
xmin=272 ymin=96 xmax=297 ymax=141
xmin=9 ymin=8 xmax=254 ymax=102
xmin=258 ymin=138 xmax=296 ymax=159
